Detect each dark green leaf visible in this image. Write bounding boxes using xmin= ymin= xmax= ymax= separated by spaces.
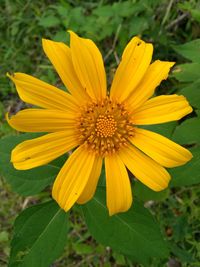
xmin=9 ymin=200 xmax=68 ymax=267
xmin=0 ymin=134 xmax=60 ymax=196
xmin=179 ymin=79 xmax=200 ymax=109
xmin=53 ymin=30 xmax=67 ymax=42
xmin=82 ymin=188 xmax=169 ymax=264
xmin=129 ymin=17 xmax=149 ymax=36
xmin=173 ymin=39 xmax=200 ymax=63
xmin=172 ymin=63 xmax=200 ymax=82
xmin=99 ymin=169 xmax=169 ymax=202
xmin=39 ymin=16 xmax=60 ymax=27
xmin=170 ymin=146 xmax=200 ymax=187
xmin=134 ymin=181 xmax=169 ymax=202
xmin=113 ymin=2 xmax=144 ymax=17
xmin=142 ymin=121 xmax=177 ymax=139
xmin=93 ymin=5 xmax=113 ymax=17
xmin=67 ymin=7 xmax=85 ymax=32
xmin=172 ymin=117 xmax=200 ymax=145
xmin=170 ymin=243 xmax=194 ymax=263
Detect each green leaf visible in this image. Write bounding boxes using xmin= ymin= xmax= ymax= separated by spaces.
xmin=82 ymin=188 xmax=169 ymax=264
xmin=39 ymin=15 xmax=60 ymax=27
xmin=134 ymin=181 xmax=169 ymax=202
xmin=190 ymin=9 xmax=200 ymax=23
xmin=113 ymin=1 xmax=143 ymax=17
xmin=129 ymin=17 xmax=149 ymax=36
xmin=67 ymin=7 xmax=85 ymax=32
xmin=179 ymin=79 xmax=200 ymax=109
xmin=99 ymin=170 xmax=169 ymax=202
xmin=172 ymin=117 xmax=200 ymax=145
xmin=170 ymin=243 xmax=194 ymax=263
xmin=53 ymin=30 xmax=67 ymax=42
xmin=72 ymin=243 xmax=93 ymax=255
xmin=172 ymin=63 xmax=200 ymax=82
xmin=93 ymin=5 xmax=113 ymax=17
xmin=9 ymin=200 xmax=68 ymax=267
xmin=0 ymin=134 xmax=59 ymax=196
xmin=115 ymin=1 xmax=146 ymax=17
xmin=142 ymin=121 xmax=177 ymax=139
xmin=170 ymin=146 xmax=200 ymax=187
xmin=173 ymin=39 xmax=200 ymax=63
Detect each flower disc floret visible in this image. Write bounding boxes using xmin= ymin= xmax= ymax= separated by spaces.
xmin=77 ymin=98 xmax=134 ymax=156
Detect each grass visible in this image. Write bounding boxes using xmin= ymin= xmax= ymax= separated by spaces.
xmin=1 ymin=0 xmax=200 ymax=266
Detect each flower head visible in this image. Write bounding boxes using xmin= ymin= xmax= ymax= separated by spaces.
xmin=7 ymin=31 xmax=193 ymax=215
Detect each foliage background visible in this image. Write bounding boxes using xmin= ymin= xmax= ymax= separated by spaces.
xmin=0 ymin=0 xmax=200 ymax=266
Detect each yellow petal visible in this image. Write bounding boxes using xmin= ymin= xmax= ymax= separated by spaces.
xmin=42 ymin=39 xmax=90 ymax=102
xmin=7 ymin=109 xmax=77 ymax=132
xmin=119 ymin=144 xmax=171 ymax=191
xmin=69 ymin=31 xmax=107 ymax=100
xmin=11 ymin=131 xmax=78 ymax=170
xmin=77 ymin=156 xmax=103 ymax=204
xmin=7 ymin=73 xmax=79 ymax=112
xmin=125 ymin=60 xmax=175 ymax=110
xmin=130 ymin=128 xmax=193 ymax=168
xmin=132 ymin=95 xmax=193 ymax=125
xmin=52 ymin=145 xmax=96 ymax=211
xmin=110 ymin=36 xmax=153 ymax=102
xmin=105 ymin=154 xmax=132 ymax=216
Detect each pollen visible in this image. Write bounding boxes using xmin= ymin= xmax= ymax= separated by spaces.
xmin=77 ymin=98 xmax=134 ymax=156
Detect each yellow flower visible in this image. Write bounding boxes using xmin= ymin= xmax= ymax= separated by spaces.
xmin=7 ymin=31 xmax=193 ymax=216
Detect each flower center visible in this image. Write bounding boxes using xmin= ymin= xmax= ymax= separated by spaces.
xmin=96 ymin=115 xmax=117 ymax=137
xmin=77 ymin=98 xmax=134 ymax=156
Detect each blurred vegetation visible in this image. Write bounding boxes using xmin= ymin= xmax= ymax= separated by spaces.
xmin=0 ymin=0 xmax=200 ymax=266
